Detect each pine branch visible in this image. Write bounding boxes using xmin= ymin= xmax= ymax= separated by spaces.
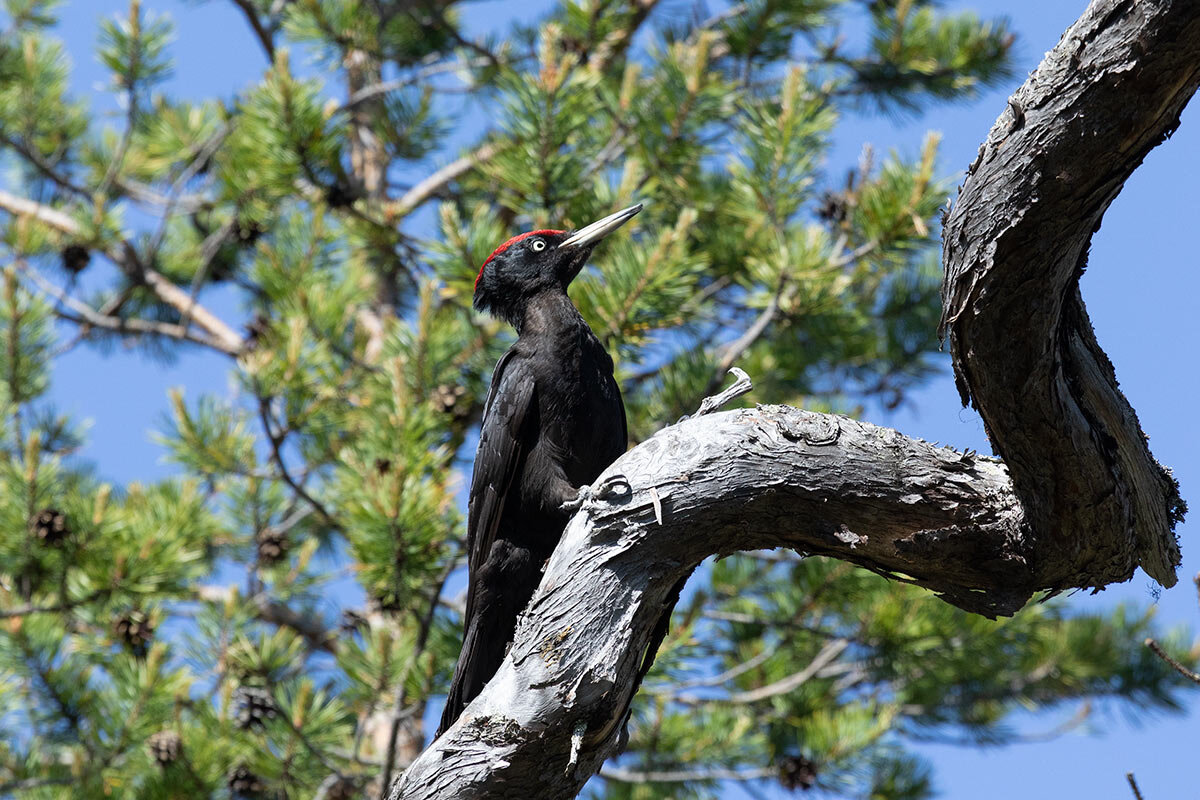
xmin=0 ymin=777 xmax=74 ymax=793
xmin=599 ymin=765 xmax=776 ymax=783
xmin=0 ymin=190 xmax=246 ymax=354
xmin=194 ymin=585 xmax=337 ymax=654
xmin=0 ymin=133 xmax=89 ymax=198
xmin=255 ymin=394 xmax=339 ymax=528
xmin=0 ymin=588 xmax=110 ymax=619
xmin=383 ymin=141 xmax=503 ymax=221
xmin=647 ymin=648 xmax=773 ymax=696
xmin=231 ymin=0 xmax=276 ymax=61
xmin=145 ymin=122 xmax=233 ymax=259
xmin=718 ymin=639 xmax=848 ymax=704
xmin=176 ymin=218 xmax=237 ymax=334
xmin=408 ymin=3 xmax=501 ymax=73
xmin=16 ymin=261 xmax=240 ymax=355
xmin=1145 ymin=638 xmax=1200 ymax=686
xmin=586 ymin=0 xmax=661 ymax=74
xmin=336 ymin=54 xmax=511 ymax=115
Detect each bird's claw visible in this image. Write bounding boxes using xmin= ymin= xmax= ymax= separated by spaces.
xmin=561 ymin=474 xmax=631 ymax=513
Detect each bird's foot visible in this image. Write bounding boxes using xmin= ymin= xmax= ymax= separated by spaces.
xmin=561 ymin=474 xmax=631 ymax=513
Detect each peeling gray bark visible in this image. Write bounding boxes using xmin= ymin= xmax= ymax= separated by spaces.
xmin=391 ymin=1 xmax=1198 ymax=797
xmin=940 ymin=0 xmax=1196 ymax=590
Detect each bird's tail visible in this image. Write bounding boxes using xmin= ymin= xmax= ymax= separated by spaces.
xmin=634 ymin=574 xmax=691 ymax=690
xmin=437 ymin=616 xmax=490 ymax=737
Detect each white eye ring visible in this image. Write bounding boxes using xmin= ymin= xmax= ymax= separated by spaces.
xmin=530 ymin=239 xmax=546 ymax=251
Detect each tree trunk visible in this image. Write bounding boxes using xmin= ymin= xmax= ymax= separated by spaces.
xmin=390 ymin=1 xmax=1200 ymax=796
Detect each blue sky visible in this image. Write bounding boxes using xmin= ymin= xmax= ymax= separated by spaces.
xmin=30 ymin=1 xmax=1200 ymax=797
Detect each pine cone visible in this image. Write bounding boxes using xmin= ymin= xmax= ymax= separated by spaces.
xmin=113 ymin=610 xmax=154 ymax=655
xmin=373 ymin=457 xmax=392 ymax=475
xmin=60 ymin=244 xmax=91 ymax=274
xmin=324 ymin=181 xmax=360 ymax=209
xmin=235 ymin=218 xmax=266 ymax=246
xmin=243 ymin=314 xmax=270 ymax=351
xmin=29 ymin=508 xmax=69 ymax=546
xmin=340 ymin=609 xmax=369 ymax=635
xmin=147 ymin=729 xmax=182 ymax=766
xmin=255 ymin=527 xmax=289 ymax=566
xmin=228 ymin=764 xmax=267 ymax=798
xmin=778 ymin=754 xmax=817 ymax=791
xmin=323 ymin=774 xmax=359 ymax=800
xmin=815 ymin=191 xmax=848 ymax=225
xmin=432 ymin=383 xmax=468 ymax=419
xmin=371 ymin=591 xmax=402 ymax=614
xmin=234 ymin=686 xmax=278 ymax=730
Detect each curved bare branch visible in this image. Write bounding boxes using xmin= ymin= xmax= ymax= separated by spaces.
xmin=940 ymin=0 xmax=1197 ymax=589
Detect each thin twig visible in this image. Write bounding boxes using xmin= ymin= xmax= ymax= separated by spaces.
xmin=146 ymin=123 xmax=233 ymax=259
xmin=600 ymin=765 xmax=775 ymax=784
xmin=96 ymin=0 xmax=145 ymax=198
xmin=679 ymin=638 xmax=848 ymax=705
xmin=830 ymin=238 xmax=880 ymax=269
xmin=194 ymin=585 xmax=336 ymax=653
xmin=0 ymin=588 xmax=110 ymax=619
xmin=586 ymin=0 xmax=660 ymax=73
xmin=1126 ymin=772 xmax=1146 ymax=800
xmin=255 ymin=394 xmax=339 ymax=527
xmin=231 ymin=0 xmax=276 ymax=61
xmin=337 ymin=56 xmax=498 ymax=114
xmin=97 ymin=95 xmax=137 ymax=199
xmin=178 ymin=218 xmax=236 ymax=333
xmin=1145 ymin=638 xmax=1200 ymax=685
xmin=16 ymin=261 xmax=237 ymax=353
xmin=688 ymin=1 xmax=749 ymax=46
xmin=383 ymin=142 xmax=502 ymax=220
xmin=409 ymin=3 xmax=501 ymax=72
xmin=706 ymin=275 xmax=785 ymax=395
xmin=689 ymin=367 xmax=753 ymax=419
xmin=648 ymin=647 xmax=773 ymax=696
xmin=0 ymin=132 xmax=89 ymax=197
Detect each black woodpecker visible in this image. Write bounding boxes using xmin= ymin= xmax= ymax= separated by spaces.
xmin=437 ymin=204 xmax=641 ymax=736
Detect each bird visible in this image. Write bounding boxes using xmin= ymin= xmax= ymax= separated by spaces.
xmin=437 ymin=204 xmax=642 ymax=737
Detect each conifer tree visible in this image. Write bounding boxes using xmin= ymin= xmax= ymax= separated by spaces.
xmin=0 ymin=1 xmax=1195 ymax=798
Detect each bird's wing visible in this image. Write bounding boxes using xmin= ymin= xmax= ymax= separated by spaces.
xmin=463 ymin=348 xmax=535 ymax=616
xmin=617 ymin=375 xmax=628 ymax=448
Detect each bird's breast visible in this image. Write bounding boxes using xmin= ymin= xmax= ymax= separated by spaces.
xmin=529 ymin=334 xmax=624 ymax=479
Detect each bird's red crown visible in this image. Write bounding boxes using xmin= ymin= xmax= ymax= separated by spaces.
xmin=475 ymin=230 xmax=565 ymax=290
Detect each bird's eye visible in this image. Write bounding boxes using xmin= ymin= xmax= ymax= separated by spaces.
xmin=530 ymin=239 xmax=546 ymax=252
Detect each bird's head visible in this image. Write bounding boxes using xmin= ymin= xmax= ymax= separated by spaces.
xmin=473 ymin=203 xmax=642 ymax=327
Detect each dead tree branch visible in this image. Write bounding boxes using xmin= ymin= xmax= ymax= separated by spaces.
xmin=939 ymin=0 xmax=1197 ymax=590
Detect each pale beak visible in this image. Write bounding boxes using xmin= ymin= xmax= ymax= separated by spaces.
xmin=560 ymin=203 xmax=643 ymax=249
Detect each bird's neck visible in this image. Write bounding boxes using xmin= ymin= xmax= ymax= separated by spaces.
xmin=514 ymin=290 xmax=586 ymax=338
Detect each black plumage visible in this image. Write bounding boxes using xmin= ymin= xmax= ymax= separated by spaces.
xmin=437 ymin=205 xmax=641 ymax=736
